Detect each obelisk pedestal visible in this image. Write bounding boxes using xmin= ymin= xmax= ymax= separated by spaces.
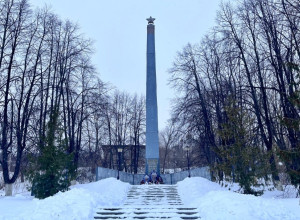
xmin=145 ymin=17 xmax=160 ymax=175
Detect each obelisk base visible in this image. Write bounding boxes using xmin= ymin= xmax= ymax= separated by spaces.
xmin=146 ymin=158 xmax=160 ymax=175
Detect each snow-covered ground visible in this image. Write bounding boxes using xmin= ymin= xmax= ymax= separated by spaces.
xmin=178 ymin=177 xmax=300 ymax=220
xmin=0 ymin=177 xmax=299 ymax=220
xmin=0 ymin=178 xmax=130 ymax=220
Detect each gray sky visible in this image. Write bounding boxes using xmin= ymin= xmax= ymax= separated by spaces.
xmin=30 ymin=0 xmax=222 ymax=129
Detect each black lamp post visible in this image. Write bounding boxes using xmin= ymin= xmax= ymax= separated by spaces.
xmin=187 ymin=147 xmax=191 ymax=178
xmin=184 ymin=145 xmax=191 ymax=178
xmin=183 ymin=134 xmax=192 ymax=178
xmin=117 ymin=147 xmax=123 ymax=180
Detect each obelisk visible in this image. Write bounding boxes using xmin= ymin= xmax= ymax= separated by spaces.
xmin=145 ymin=16 xmax=159 ymax=175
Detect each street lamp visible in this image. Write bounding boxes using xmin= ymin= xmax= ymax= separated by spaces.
xmin=183 ymin=134 xmax=192 ymax=178
xmin=183 ymin=144 xmax=191 ymax=178
xmin=117 ymin=147 xmax=123 ymax=180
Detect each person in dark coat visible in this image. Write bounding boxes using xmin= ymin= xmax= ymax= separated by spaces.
xmin=142 ymin=174 xmax=150 ymax=184
xmin=150 ymin=170 xmax=157 ymax=183
xmin=157 ymin=175 xmax=163 ymax=184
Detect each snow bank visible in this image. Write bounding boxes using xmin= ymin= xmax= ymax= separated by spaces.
xmin=0 ymin=178 xmax=130 ymax=220
xmin=178 ymin=177 xmax=300 ymax=220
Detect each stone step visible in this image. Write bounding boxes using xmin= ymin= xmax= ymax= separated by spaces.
xmin=95 ymin=216 xmax=200 ymax=219
xmin=95 ymin=215 xmax=200 ymax=219
xmin=97 ymin=212 xmax=125 ymax=216
xmin=95 ymin=210 xmax=199 ymax=215
xmin=95 ymin=217 xmax=200 ymax=220
xmin=94 ymin=185 xmax=200 ymax=219
xmin=97 ymin=208 xmax=198 ymax=212
xmin=127 ymin=195 xmax=179 ymax=197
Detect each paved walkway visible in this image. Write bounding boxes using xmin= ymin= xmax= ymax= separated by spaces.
xmin=94 ymin=185 xmax=200 ymax=219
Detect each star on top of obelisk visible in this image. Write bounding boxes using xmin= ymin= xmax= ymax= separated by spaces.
xmin=146 ymin=16 xmax=155 ymax=24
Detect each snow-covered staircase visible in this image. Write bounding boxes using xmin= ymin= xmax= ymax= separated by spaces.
xmin=94 ymin=185 xmax=200 ymax=219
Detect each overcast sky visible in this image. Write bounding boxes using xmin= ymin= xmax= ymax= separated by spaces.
xmin=30 ymin=0 xmax=222 ymax=129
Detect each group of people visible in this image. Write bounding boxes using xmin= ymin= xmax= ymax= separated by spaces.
xmin=140 ymin=170 xmax=163 ymax=184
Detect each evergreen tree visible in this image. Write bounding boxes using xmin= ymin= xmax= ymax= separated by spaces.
xmin=215 ymin=99 xmax=264 ymax=195
xmin=279 ymin=63 xmax=300 ymax=195
xmin=27 ymin=108 xmax=75 ymax=199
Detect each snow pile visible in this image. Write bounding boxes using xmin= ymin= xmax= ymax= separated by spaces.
xmin=178 ymin=177 xmax=300 ymax=220
xmin=0 ymin=178 xmax=130 ymax=220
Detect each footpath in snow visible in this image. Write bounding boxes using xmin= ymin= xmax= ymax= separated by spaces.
xmin=0 ymin=177 xmax=299 ymax=219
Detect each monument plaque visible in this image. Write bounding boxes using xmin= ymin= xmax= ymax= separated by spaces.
xmin=147 ymin=159 xmax=158 ymax=173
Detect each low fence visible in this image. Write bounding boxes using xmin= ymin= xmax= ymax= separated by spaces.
xmin=96 ymin=166 xmax=211 ymax=185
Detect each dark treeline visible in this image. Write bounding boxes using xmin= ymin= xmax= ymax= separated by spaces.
xmin=0 ymin=0 xmax=146 ymax=197
xmin=167 ymin=0 xmax=300 ymax=194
